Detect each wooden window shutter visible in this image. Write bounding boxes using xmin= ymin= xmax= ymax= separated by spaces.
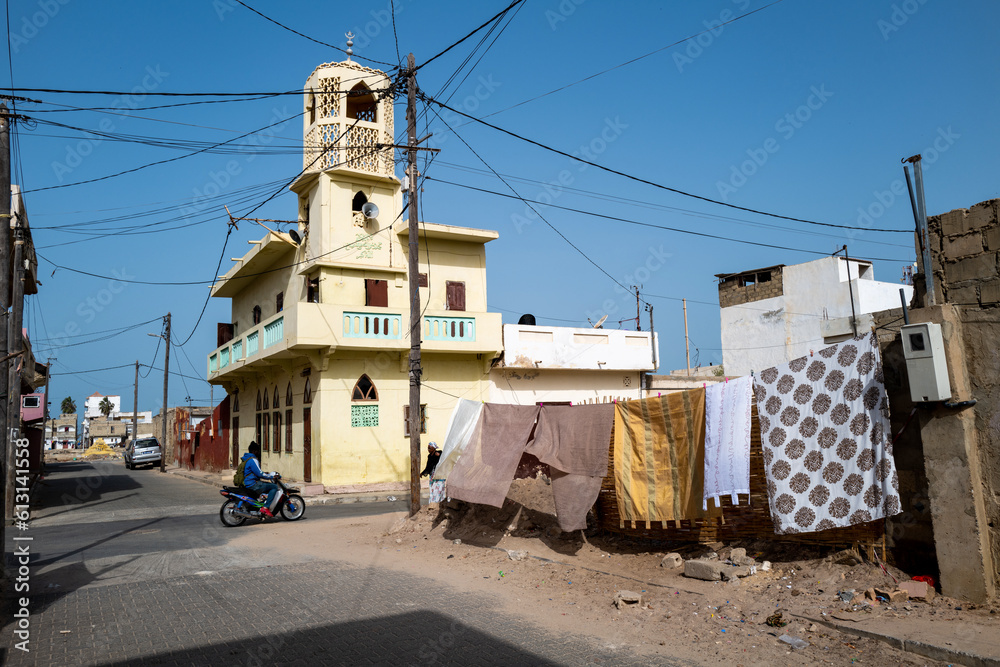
xmin=446 ymin=281 xmax=466 ymax=311
xmin=365 ymin=279 xmax=388 ymax=307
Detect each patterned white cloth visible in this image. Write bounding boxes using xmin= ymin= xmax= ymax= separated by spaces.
xmin=428 ymin=479 xmax=446 ymax=503
xmin=434 ymin=399 xmax=484 ymax=482
xmin=754 ymin=332 xmax=901 ymax=535
xmin=703 ymin=376 xmax=753 ymax=510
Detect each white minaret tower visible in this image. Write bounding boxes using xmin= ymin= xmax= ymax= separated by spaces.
xmin=291 ymin=37 xmax=401 ymax=268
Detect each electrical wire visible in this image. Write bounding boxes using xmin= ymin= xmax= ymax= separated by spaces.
xmin=426 ymin=176 xmax=910 ymax=263
xmin=422 ymin=95 xmax=911 ymax=235
xmin=416 ymin=0 xmax=524 ymax=72
xmin=423 ymin=98 xmax=640 ymax=302
xmin=232 ymin=0 xmax=396 ymax=68
xmin=21 ymin=108 xmax=306 ymax=194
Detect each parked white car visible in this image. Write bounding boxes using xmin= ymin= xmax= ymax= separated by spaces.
xmin=124 ymin=437 xmax=162 ymax=470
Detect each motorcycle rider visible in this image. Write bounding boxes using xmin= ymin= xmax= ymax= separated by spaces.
xmin=241 ymin=441 xmax=279 ymax=518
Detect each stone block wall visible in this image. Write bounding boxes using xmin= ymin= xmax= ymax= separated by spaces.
xmin=924 ymin=199 xmax=1000 ymax=307
xmin=718 ymin=267 xmax=784 ymax=308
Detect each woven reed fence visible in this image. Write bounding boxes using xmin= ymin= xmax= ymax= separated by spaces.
xmin=595 ymin=402 xmax=886 ymax=558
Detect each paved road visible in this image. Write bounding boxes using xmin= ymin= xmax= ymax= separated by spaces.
xmin=1 ymin=460 xmax=680 ymax=666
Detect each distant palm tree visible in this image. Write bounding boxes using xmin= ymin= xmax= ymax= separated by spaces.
xmin=99 ymin=396 xmax=114 ymax=418
xmin=61 ymin=396 xmax=76 ymax=415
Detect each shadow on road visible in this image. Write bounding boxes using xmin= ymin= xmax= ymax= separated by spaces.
xmin=94 ymin=610 xmax=563 ymax=666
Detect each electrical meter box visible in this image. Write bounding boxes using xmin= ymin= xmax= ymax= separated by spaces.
xmin=900 ymin=322 xmax=951 ymax=402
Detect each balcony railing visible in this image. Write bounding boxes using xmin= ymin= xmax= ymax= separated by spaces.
xmin=263 ymin=317 xmax=284 ymax=349
xmin=246 ymin=331 xmax=259 ymax=357
xmin=343 ymin=312 xmax=402 ymax=339
xmin=424 ymin=316 xmax=476 ymax=342
xmin=220 ymin=347 xmax=230 ymax=369
xmin=231 ymin=339 xmax=242 ymax=361
xmin=209 ymin=354 xmax=218 ymax=372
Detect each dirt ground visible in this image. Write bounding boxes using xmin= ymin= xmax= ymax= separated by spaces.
xmin=245 ymin=476 xmax=999 ymax=666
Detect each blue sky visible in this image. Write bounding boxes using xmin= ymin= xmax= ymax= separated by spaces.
xmin=7 ymin=0 xmax=998 ymax=414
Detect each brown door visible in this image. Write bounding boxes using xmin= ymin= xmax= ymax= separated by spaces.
xmin=231 ymin=416 xmax=239 ymax=466
xmin=446 ymin=281 xmax=466 ymax=311
xmin=365 ymin=279 xmax=388 ymax=307
xmin=303 ymin=407 xmax=312 ymax=483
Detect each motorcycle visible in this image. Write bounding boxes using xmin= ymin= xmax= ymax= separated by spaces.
xmin=219 ymin=473 xmax=305 ymax=526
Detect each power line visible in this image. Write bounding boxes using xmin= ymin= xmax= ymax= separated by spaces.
xmin=21 ymin=108 xmax=305 ymax=194
xmin=421 ymin=94 xmax=911 ymax=235
xmin=416 ymin=0 xmax=524 ymax=72
xmin=425 ymin=101 xmax=639 ymax=301
xmin=232 ymin=0 xmax=396 ymax=68
xmin=426 ymin=176 xmax=910 ymax=263
xmin=472 ymin=0 xmax=787 ymax=124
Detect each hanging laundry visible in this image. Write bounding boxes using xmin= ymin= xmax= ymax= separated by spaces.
xmin=703 ymin=376 xmax=753 ymax=510
xmin=446 ymin=404 xmax=540 ymax=508
xmin=613 ymin=389 xmax=722 ymax=526
xmin=754 ymin=331 xmax=901 ymax=535
xmin=434 ymin=399 xmax=484 ymax=482
xmin=525 ymin=403 xmax=614 ymax=531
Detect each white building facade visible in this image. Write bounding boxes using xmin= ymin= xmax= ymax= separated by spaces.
xmin=489 ymin=323 xmax=657 ymax=404
xmin=718 ymin=257 xmax=912 ymax=377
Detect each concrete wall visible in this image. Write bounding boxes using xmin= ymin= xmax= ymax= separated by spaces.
xmin=489 ymin=368 xmax=644 ymax=405
xmin=913 ymin=198 xmax=1000 ymax=601
xmin=501 ymin=324 xmax=656 ymax=371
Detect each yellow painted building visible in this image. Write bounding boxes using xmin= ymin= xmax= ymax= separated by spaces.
xmin=207 ymin=58 xmax=501 ymax=491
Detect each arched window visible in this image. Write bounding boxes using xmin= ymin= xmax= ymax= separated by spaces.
xmin=262 ymin=389 xmax=269 ymax=411
xmin=255 ymin=390 xmax=261 ymax=412
xmin=352 ymin=374 xmax=378 ymax=401
xmin=352 ymin=191 xmax=368 ymax=212
xmin=272 ymin=386 xmax=280 ymax=409
xmin=303 ymin=377 xmax=312 ymax=404
xmin=252 ymin=305 xmax=262 ymax=325
xmin=232 ymin=389 xmax=239 ymax=413
xmin=286 ymin=382 xmax=293 ymax=406
xmin=346 ymin=83 xmax=377 ymax=122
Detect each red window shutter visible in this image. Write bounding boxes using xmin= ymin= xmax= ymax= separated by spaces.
xmin=446 ymin=281 xmax=466 ymax=311
xmin=365 ymin=279 xmax=388 ymax=307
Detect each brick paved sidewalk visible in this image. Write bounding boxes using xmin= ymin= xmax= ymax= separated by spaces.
xmin=1 ymin=560 xmax=686 ymax=667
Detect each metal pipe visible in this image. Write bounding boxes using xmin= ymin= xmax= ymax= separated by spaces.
xmin=913 ymin=158 xmax=936 ymax=305
xmin=843 ymin=245 xmax=858 ymax=337
xmin=899 ymin=288 xmax=910 ymax=325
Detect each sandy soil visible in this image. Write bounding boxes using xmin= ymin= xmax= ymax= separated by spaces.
xmin=237 ymin=477 xmax=998 ymax=666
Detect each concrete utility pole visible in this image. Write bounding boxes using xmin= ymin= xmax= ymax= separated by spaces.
xmin=406 ymin=54 xmax=422 ymax=516
xmin=43 ymin=358 xmax=53 ymax=446
xmin=132 ymin=360 xmax=139 ymax=447
xmin=683 ymin=298 xmax=691 ymax=376
xmin=634 ymin=286 xmax=641 ymax=331
xmin=0 ymin=103 xmax=10 ymax=548
xmin=6 ymin=214 xmax=25 ymax=522
xmin=160 ymin=313 xmax=170 ymax=473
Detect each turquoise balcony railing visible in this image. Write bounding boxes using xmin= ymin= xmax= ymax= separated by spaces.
xmin=263 ymin=317 xmax=284 ymax=348
xmin=246 ymin=331 xmax=259 ymax=357
xmin=220 ymin=346 xmax=230 ymax=368
xmin=424 ymin=316 xmax=476 ymax=342
xmin=231 ymin=339 xmax=243 ymax=361
xmin=209 ymin=354 xmax=218 ymax=372
xmin=343 ymin=312 xmax=402 ymax=339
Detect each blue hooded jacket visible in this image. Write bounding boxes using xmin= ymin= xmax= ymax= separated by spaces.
xmin=240 ymin=452 xmax=272 ymax=487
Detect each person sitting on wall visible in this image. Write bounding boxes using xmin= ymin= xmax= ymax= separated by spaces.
xmin=241 ymin=441 xmax=279 ymax=518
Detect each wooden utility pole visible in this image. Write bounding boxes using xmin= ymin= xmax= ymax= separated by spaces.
xmin=132 ymin=360 xmax=139 ymax=446
xmin=5 ymin=215 xmax=25 ymax=521
xmin=406 ymin=54 xmax=422 ymax=516
xmin=0 ymin=103 xmax=10 ymax=547
xmin=160 ymin=313 xmax=170 ymax=473
xmin=683 ymin=298 xmax=691 ymax=376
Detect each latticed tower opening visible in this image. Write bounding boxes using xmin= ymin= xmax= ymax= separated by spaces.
xmin=301 ymin=61 xmax=394 ymax=176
